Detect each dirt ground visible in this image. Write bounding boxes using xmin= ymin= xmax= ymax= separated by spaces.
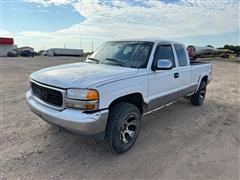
xmin=1 ymin=56 xmax=239 ymax=180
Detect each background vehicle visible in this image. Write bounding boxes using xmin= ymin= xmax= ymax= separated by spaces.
xmin=26 ymin=39 xmax=212 ymax=154
xmin=221 ymin=53 xmax=230 ymax=58
xmin=19 ymin=50 xmax=34 ymax=57
xmin=7 ymin=50 xmax=18 ymax=57
xmin=187 ymin=45 xmax=220 ymax=60
xmin=45 ymin=48 xmax=83 ymax=57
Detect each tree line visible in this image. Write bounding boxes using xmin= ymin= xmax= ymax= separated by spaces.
xmin=220 ymin=45 xmax=240 ymax=55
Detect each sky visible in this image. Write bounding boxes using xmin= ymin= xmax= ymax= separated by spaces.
xmin=0 ymin=0 xmax=239 ymax=52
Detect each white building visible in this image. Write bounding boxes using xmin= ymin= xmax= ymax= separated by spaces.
xmin=0 ymin=37 xmax=16 ymax=57
xmin=16 ymin=46 xmax=34 ymax=53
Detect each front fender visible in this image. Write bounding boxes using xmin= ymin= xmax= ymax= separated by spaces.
xmin=96 ymin=75 xmax=148 ymax=109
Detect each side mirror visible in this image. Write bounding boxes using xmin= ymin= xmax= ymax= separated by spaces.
xmin=153 ymin=59 xmax=173 ymax=70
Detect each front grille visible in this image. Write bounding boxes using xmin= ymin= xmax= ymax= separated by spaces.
xmin=31 ymin=82 xmax=63 ymax=107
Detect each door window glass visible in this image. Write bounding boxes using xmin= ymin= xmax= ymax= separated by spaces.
xmin=153 ymin=45 xmax=175 ymax=68
xmin=174 ymin=44 xmax=188 ymax=66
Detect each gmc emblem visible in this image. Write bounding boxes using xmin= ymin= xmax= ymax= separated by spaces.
xmin=41 ymin=91 xmax=48 ymax=98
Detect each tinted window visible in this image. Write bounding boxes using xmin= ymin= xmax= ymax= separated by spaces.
xmin=88 ymin=41 xmax=154 ymax=68
xmin=153 ymin=45 xmax=175 ymax=68
xmin=174 ymin=44 xmax=188 ymax=66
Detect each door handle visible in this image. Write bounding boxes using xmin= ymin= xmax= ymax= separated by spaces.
xmin=174 ymin=73 xmax=179 ymax=78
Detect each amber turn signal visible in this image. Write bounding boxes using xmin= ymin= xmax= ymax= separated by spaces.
xmin=86 ymin=90 xmax=99 ymax=100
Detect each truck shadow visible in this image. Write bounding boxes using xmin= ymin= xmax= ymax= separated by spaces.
xmin=33 ymin=98 xmax=239 ymax=177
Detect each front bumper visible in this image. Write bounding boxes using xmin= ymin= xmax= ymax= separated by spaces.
xmin=25 ymin=90 xmax=109 ymax=135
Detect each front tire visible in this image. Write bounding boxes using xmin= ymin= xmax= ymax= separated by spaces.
xmin=191 ymin=81 xmax=207 ymax=106
xmin=105 ymin=102 xmax=141 ymax=154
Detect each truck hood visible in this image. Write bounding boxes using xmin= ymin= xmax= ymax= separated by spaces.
xmin=30 ymin=62 xmax=138 ymax=88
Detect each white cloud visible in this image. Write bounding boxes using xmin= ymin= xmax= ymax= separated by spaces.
xmin=25 ymin=0 xmax=76 ymax=6
xmin=74 ymin=0 xmax=238 ymax=37
xmin=0 ymin=30 xmax=13 ymax=37
xmin=17 ymin=0 xmax=240 ymax=51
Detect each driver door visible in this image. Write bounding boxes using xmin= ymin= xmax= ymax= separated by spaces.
xmin=148 ymin=44 xmax=180 ymax=110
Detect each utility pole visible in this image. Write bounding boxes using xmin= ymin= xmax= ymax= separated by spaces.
xmin=79 ymin=25 xmax=82 ymax=49
xmin=91 ymin=41 xmax=93 ymax=53
xmin=64 ymin=43 xmax=66 ymax=49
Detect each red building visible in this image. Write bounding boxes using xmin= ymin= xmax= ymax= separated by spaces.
xmin=0 ymin=37 xmax=14 ymax=44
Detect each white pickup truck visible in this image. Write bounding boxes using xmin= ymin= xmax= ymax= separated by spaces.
xmin=26 ymin=39 xmax=212 ymax=154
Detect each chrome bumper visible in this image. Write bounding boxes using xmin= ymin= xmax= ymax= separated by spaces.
xmin=25 ymin=90 xmax=109 ymax=135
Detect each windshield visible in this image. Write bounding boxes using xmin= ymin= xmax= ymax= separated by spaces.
xmin=87 ymin=41 xmax=154 ymax=68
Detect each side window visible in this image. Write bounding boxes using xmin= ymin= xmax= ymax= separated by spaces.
xmin=153 ymin=45 xmax=175 ymax=68
xmin=174 ymin=44 xmax=188 ymax=66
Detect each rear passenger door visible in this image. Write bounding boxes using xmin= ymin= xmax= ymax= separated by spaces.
xmin=173 ymin=44 xmax=192 ymax=90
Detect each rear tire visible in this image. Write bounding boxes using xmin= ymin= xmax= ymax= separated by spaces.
xmin=105 ymin=102 xmax=141 ymax=154
xmin=191 ymin=81 xmax=207 ymax=106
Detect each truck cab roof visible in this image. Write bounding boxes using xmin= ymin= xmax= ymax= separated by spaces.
xmin=109 ymin=38 xmax=183 ymax=45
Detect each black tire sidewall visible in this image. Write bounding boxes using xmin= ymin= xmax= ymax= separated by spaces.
xmin=191 ymin=81 xmax=207 ymax=106
xmin=106 ymin=103 xmax=141 ymax=154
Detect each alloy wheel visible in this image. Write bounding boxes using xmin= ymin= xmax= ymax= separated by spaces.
xmin=120 ymin=115 xmax=137 ymax=144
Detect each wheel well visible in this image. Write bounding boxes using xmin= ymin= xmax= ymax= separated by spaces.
xmin=108 ymin=93 xmax=145 ymax=114
xmin=201 ymin=75 xmax=208 ymax=84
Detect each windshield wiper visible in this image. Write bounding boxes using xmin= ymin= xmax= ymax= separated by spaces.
xmin=105 ymin=58 xmax=127 ymax=67
xmin=87 ymin=57 xmax=100 ymax=63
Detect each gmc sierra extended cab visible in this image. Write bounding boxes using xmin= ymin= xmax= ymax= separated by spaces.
xmin=26 ymin=39 xmax=212 ymax=154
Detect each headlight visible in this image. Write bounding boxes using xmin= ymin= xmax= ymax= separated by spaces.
xmin=66 ymin=89 xmax=99 ymax=110
xmin=66 ymin=89 xmax=99 ymax=100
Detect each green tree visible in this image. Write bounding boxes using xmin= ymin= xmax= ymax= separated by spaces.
xmin=206 ymin=45 xmax=214 ymax=48
xmin=222 ymin=45 xmax=240 ymax=55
